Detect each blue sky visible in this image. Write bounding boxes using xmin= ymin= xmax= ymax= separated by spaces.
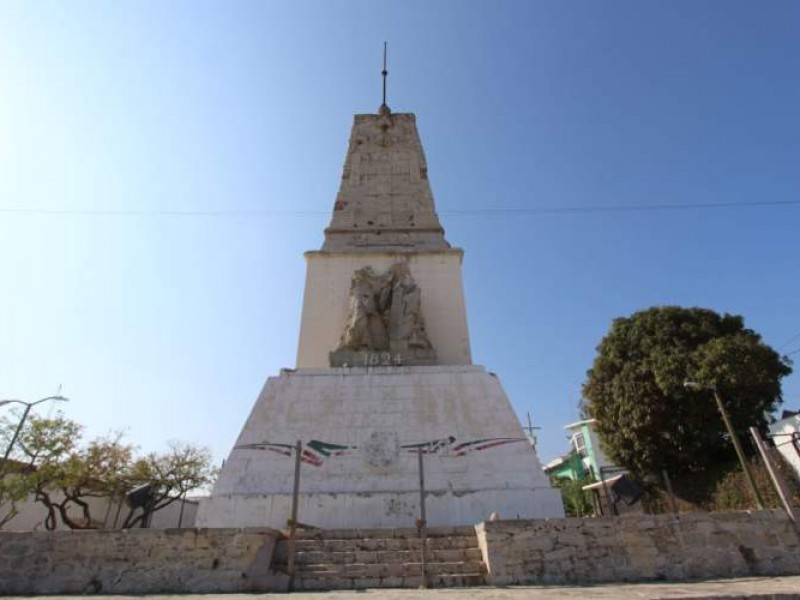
xmin=1 ymin=1 xmax=798 ymax=469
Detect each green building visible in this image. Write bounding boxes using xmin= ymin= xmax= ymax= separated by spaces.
xmin=544 ymin=419 xmax=615 ymax=481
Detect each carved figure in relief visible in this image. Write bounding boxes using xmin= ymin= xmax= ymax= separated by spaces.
xmin=388 ymin=263 xmax=432 ymax=350
xmin=336 ymin=263 xmax=433 ymax=353
xmin=338 ymin=267 xmax=390 ymax=351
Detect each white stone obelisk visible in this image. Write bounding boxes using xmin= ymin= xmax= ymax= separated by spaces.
xmin=197 ymin=105 xmax=563 ymax=529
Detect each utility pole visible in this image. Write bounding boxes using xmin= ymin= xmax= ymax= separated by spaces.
xmin=711 ymin=388 xmax=764 ymax=510
xmin=522 ymin=412 xmax=541 ymax=452
xmin=684 ymin=382 xmax=764 ymax=510
xmin=0 ymin=395 xmax=68 ymax=475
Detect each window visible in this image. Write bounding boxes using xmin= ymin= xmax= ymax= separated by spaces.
xmin=572 ymin=432 xmax=587 ymax=457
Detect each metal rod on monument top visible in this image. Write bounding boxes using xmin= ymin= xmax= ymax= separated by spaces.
xmin=381 ymin=42 xmax=388 ymax=109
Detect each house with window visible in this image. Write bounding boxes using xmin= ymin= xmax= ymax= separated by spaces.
xmin=545 ymin=418 xmax=615 ymax=481
xmin=544 ymin=419 xmax=641 ymax=516
xmin=565 ymin=418 xmax=616 ymax=480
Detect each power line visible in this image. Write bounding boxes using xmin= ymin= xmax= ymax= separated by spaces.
xmin=0 ymin=208 xmax=328 ymax=217
xmin=443 ymin=199 xmax=800 ymax=215
xmin=778 ymin=330 xmax=800 ymax=350
xmin=0 ymin=199 xmax=798 ymax=218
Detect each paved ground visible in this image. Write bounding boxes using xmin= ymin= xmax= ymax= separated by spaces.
xmin=10 ymin=577 xmax=800 ymax=599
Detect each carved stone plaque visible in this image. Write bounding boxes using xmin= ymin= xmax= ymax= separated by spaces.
xmin=330 ymin=263 xmax=437 ymax=367
xmin=362 ymin=431 xmax=400 ymax=468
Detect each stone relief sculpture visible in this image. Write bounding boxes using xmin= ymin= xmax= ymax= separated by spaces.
xmin=338 ymin=266 xmax=390 ymax=351
xmin=387 ymin=263 xmax=432 ymax=350
xmin=331 ymin=263 xmax=435 ymax=366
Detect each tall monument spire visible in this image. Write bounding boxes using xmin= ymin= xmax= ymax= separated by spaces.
xmin=323 ymin=44 xmax=448 ymax=252
xmin=198 ymin=87 xmax=563 ymax=531
xmin=322 ymin=112 xmax=448 ymax=252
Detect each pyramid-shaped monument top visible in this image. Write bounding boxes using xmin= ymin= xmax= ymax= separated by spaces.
xmin=322 ymin=107 xmax=450 ymax=252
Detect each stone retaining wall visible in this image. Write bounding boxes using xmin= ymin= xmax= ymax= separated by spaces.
xmin=0 ymin=527 xmax=284 ymax=595
xmin=2 ymin=510 xmax=799 ymax=594
xmin=476 ymin=510 xmax=800 ymax=585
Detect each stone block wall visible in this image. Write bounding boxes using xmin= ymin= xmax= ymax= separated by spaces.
xmin=0 ymin=527 xmax=284 ymax=595
xmin=476 ymin=510 xmax=800 ymax=585
xmin=2 ymin=511 xmax=799 ymax=594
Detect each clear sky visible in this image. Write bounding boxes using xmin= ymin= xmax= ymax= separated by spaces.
xmin=2 ymin=1 xmax=799 ymax=469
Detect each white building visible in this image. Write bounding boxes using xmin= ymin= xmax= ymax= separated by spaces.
xmin=2 ymin=491 xmax=198 ymax=531
xmin=769 ymin=411 xmax=800 ymax=480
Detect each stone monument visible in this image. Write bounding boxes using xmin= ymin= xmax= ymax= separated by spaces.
xmin=196 ymin=101 xmax=563 ymax=528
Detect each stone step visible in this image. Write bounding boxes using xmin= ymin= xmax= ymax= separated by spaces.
xmin=281 ymin=547 xmax=483 ymax=565
xmin=292 ymin=573 xmax=486 ymax=591
xmin=291 ymin=526 xmax=477 ymax=540
xmin=276 ymin=535 xmax=478 ymax=554
xmin=292 ymin=560 xmax=485 ymax=578
xmin=271 ymin=527 xmax=487 ymax=590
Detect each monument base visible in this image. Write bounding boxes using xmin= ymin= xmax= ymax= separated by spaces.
xmin=197 ymin=365 xmax=563 ymax=529
xmin=198 ymin=488 xmax=561 ymax=530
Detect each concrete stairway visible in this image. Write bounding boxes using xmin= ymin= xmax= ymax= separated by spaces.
xmin=271 ymin=526 xmax=487 ymax=590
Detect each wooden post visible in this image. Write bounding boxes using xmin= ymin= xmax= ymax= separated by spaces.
xmin=177 ymin=490 xmax=187 ymax=528
xmin=101 ymin=489 xmax=116 ymax=529
xmin=112 ymin=496 xmax=124 ymax=529
xmin=713 ymin=389 xmax=765 ymax=509
xmin=749 ymin=427 xmax=798 ymax=522
xmin=599 ymin=468 xmax=617 ymax=516
xmin=591 ymin=489 xmax=602 ymax=516
xmin=417 ymin=448 xmax=428 ymax=589
xmin=662 ymin=470 xmax=678 ymax=516
xmin=287 ymin=440 xmax=302 ymax=592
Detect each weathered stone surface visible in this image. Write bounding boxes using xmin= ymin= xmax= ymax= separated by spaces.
xmin=331 ymin=263 xmax=436 ymax=365
xmin=271 ymin=526 xmax=487 ymax=590
xmin=197 ymin=365 xmax=562 ymax=529
xmin=0 ymin=527 xmax=284 ymax=595
xmin=296 ymin=109 xmax=473 ymax=370
xmin=329 ymin=348 xmax=437 ymax=368
xmin=475 ymin=510 xmax=800 ymax=586
xmin=2 ymin=511 xmax=800 ymax=594
xmin=322 ymin=113 xmax=449 ymax=253
xmin=297 ymin=251 xmax=471 ymax=368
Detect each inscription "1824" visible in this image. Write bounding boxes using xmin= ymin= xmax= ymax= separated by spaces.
xmin=363 ymin=352 xmax=403 ymax=367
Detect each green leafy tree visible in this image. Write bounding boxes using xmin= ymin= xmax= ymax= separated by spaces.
xmin=1 ymin=412 xmax=215 ymax=529
xmin=122 ymin=442 xmax=216 ymax=528
xmin=32 ymin=433 xmax=133 ymax=529
xmin=550 ymin=475 xmax=594 ymax=517
xmin=8 ymin=414 xmax=134 ymax=529
xmin=0 ymin=471 xmax=34 ymax=529
xmin=583 ymin=306 xmax=792 ymax=479
xmin=0 ymin=409 xmax=74 ymax=529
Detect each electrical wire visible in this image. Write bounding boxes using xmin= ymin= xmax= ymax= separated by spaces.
xmin=0 ymin=199 xmax=798 ymax=218
xmin=778 ymin=331 xmax=800 ymax=350
xmin=442 ymin=199 xmax=800 ymax=215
